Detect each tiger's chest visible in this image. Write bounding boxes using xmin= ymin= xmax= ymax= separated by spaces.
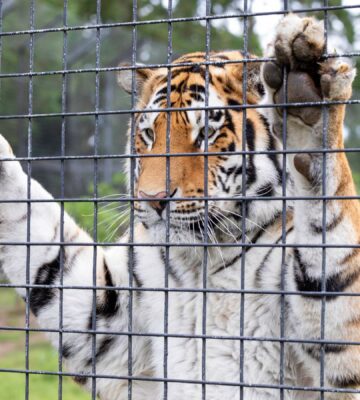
xmin=140 ymin=244 xmax=286 ymax=399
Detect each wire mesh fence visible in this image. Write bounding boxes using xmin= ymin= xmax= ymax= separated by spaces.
xmin=0 ymin=0 xmax=360 ymax=399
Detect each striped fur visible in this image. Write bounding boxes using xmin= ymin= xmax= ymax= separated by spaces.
xmin=0 ymin=14 xmax=359 ymax=399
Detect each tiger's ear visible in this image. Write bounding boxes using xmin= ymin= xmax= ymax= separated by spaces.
xmin=117 ymin=63 xmax=153 ymax=94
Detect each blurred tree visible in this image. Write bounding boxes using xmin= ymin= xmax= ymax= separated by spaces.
xmin=0 ymin=0 xmax=359 ymax=198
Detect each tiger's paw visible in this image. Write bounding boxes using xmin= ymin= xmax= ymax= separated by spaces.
xmin=262 ymin=14 xmax=355 ymax=128
xmin=319 ymin=59 xmax=356 ymax=101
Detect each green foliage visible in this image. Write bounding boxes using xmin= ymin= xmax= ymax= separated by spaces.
xmin=352 ymin=172 xmax=360 ymax=194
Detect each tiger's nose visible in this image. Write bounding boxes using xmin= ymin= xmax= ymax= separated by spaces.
xmin=139 ymin=190 xmax=167 ymax=216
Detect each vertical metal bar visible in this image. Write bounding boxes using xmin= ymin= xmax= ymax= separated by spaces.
xmin=128 ymin=1 xmax=138 ymax=398
xmin=320 ymin=2 xmax=329 ymax=398
xmin=164 ymin=0 xmax=173 ymax=398
xmin=58 ymin=1 xmax=69 ymax=399
xmin=0 ymin=0 xmax=3 ymax=101
xmin=90 ymin=1 xmax=102 ymax=399
xmin=240 ymin=1 xmax=248 ymax=398
xmin=202 ymin=1 xmax=211 ymax=398
xmin=280 ymin=1 xmax=289 ymax=399
xmin=25 ymin=1 xmax=35 ymax=398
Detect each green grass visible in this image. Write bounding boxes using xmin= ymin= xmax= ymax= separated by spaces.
xmin=0 ymin=342 xmax=91 ymax=400
xmin=0 ymin=288 xmax=90 ymax=400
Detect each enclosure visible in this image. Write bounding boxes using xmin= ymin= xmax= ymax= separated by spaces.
xmin=0 ymin=0 xmax=360 ymax=399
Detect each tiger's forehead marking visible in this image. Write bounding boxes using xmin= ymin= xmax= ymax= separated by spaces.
xmin=139 ymin=81 xmax=226 ymax=134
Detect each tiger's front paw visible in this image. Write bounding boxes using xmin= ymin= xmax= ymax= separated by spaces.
xmin=262 ymin=14 xmax=356 ymax=128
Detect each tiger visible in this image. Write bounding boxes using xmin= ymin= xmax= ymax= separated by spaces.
xmin=0 ymin=13 xmax=359 ymax=400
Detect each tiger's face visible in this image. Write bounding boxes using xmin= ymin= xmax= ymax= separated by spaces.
xmin=118 ymin=52 xmax=280 ymax=243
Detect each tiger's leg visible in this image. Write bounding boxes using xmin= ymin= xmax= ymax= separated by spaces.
xmin=0 ymin=135 xmax=156 ymax=399
xmin=262 ymin=14 xmax=360 ymax=399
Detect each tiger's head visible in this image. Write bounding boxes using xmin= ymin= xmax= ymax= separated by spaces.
xmin=118 ymin=51 xmax=282 ymax=243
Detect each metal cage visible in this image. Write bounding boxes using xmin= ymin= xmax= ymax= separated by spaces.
xmin=0 ymin=0 xmax=360 ymax=399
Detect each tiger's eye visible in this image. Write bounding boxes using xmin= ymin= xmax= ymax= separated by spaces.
xmin=144 ymin=128 xmax=155 ymax=142
xmin=200 ymin=127 xmax=216 ymax=138
xmin=196 ymin=127 xmax=217 ymax=148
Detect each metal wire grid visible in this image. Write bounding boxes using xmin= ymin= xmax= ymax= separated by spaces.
xmin=0 ymin=0 xmax=359 ymax=399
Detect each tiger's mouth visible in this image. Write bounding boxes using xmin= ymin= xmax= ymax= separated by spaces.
xmin=136 ymin=199 xmax=244 ymax=244
xmin=166 ymin=207 xmax=243 ymax=243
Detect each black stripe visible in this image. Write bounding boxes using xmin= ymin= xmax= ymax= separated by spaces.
xmin=212 ymin=225 xmax=290 ymax=276
xmin=156 ymin=85 xmax=176 ymax=96
xmin=62 ymin=343 xmax=72 ymax=359
xmin=220 ymin=165 xmax=236 ymax=178
xmin=233 ymin=165 xmax=243 ymax=179
xmin=214 ymin=133 xmax=228 ymax=142
xmin=217 ymin=174 xmax=230 ymax=193
xmin=245 ymin=119 xmax=257 ymax=187
xmin=258 ymin=112 xmax=271 ymax=133
xmin=256 ymin=82 xmax=265 ymax=97
xmin=227 ymin=142 xmax=236 ymax=152
xmin=329 ymin=374 xmax=360 ymax=388
xmin=153 ymin=95 xmax=168 ymax=104
xmin=127 ymin=247 xmax=142 ymax=288
xmin=250 ymin=211 xmax=282 ymax=246
xmin=256 ymin=182 xmax=274 ymax=198
xmin=96 ymin=336 xmax=115 ymax=358
xmin=30 ymin=252 xmax=61 ymax=316
xmin=182 ymin=110 xmax=190 ymax=124
xmin=85 ymin=335 xmax=116 ymax=367
xmin=224 ymin=110 xmax=235 ymax=134
xmin=73 ymin=375 xmax=88 ymax=386
xmin=87 ymin=261 xmax=119 ymax=331
xmin=310 ymin=212 xmax=343 ymax=234
xmin=171 ymin=66 xmax=203 ymax=79
xmin=97 ymin=261 xmax=119 ymax=318
xmin=266 ymin=132 xmax=283 ymax=184
xmin=303 ymin=343 xmax=346 ymax=361
xmin=227 ymin=99 xmax=241 ymax=111
xmin=294 ymin=248 xmax=359 ymax=300
xmin=212 ymin=251 xmax=242 ymax=275
xmin=138 ymin=134 xmax=148 ymax=147
xmin=254 ymin=226 xmax=294 ymax=288
xmin=254 ymin=247 xmax=275 ymax=288
xmin=189 ymin=84 xmax=205 ymax=93
xmin=190 ymin=93 xmax=204 ymax=102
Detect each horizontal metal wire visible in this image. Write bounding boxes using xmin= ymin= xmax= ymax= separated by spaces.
xmin=2 ymin=282 xmax=360 ymax=298
xmin=0 ymin=51 xmax=358 ymax=79
xmin=0 ymin=367 xmax=359 ymax=394
xmin=0 ymin=4 xmax=359 ymax=38
xmin=1 ymin=98 xmax=359 ymax=120
xmin=0 ymin=194 xmax=359 ymax=203
xmin=0 ymin=241 xmax=358 ymax=249
xmin=1 ymin=146 xmax=360 ymax=163
xmin=1 ymin=324 xmax=360 ymax=348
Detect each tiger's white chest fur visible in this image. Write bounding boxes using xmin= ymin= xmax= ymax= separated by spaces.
xmin=106 ymin=223 xmax=303 ymax=400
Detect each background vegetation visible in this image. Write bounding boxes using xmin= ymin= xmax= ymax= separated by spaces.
xmin=0 ymin=0 xmax=359 ymax=398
